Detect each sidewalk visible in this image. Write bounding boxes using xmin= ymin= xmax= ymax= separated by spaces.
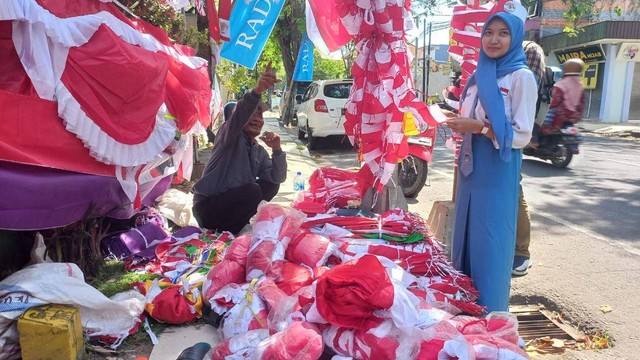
xmin=578 ymin=119 xmax=640 ymax=138
xmin=148 ymin=113 xmax=319 ymax=359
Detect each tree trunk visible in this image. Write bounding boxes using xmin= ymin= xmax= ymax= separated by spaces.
xmin=275 ymin=0 xmax=304 ymax=124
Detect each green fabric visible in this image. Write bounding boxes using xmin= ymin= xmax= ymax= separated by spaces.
xmin=360 ymin=232 xmax=424 ymax=243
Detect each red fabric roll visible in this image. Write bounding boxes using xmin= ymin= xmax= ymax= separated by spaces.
xmin=315 ymin=255 xmax=394 ymax=331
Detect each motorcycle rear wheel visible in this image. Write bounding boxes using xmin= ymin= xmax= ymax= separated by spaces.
xmin=400 ymin=155 xmax=428 ymax=198
xmin=551 ymin=144 xmax=573 ymax=168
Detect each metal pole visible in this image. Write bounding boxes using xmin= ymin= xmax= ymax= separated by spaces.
xmin=425 ymin=22 xmax=433 ymax=100
xmin=587 ymin=88 xmax=593 ymax=118
xmin=414 ymin=35 xmax=419 ymax=96
xmin=422 ymin=18 xmax=427 ymax=101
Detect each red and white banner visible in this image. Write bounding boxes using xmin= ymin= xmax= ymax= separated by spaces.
xmin=305 ymin=0 xmax=351 ymax=58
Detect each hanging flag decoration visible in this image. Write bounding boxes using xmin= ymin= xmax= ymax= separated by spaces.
xmin=206 ymin=0 xmax=221 ymax=42
xmin=449 ymin=0 xmax=527 ymax=87
xmin=0 ymin=0 xmax=211 ymax=229
xmin=218 ymin=0 xmax=233 ymax=41
xmin=331 ymin=0 xmax=439 ymax=192
xmin=305 ymin=0 xmax=351 ymax=58
xmin=220 ymin=0 xmax=286 ymax=69
xmin=293 ymin=33 xmax=315 ymax=82
xmin=193 ymin=0 xmax=207 ymax=16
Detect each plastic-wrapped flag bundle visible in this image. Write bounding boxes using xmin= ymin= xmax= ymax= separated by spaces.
xmin=292 ymin=168 xmax=364 ymax=214
xmin=197 ymin=203 xmax=528 ymax=360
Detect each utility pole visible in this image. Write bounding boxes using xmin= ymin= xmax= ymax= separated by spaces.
xmin=425 ymin=21 xmax=433 ymax=99
xmin=414 ymin=36 xmax=419 ymax=97
xmin=421 ymin=18 xmax=427 ymax=101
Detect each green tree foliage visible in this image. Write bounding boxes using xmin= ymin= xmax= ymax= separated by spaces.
xmin=561 ymin=0 xmax=596 ymax=36
xmin=117 ymin=1 xmax=209 ymax=51
xmin=216 ymin=59 xmax=252 ymax=101
xmin=257 ymin=38 xmax=286 ymax=86
xmin=313 ymin=49 xmax=348 ymax=80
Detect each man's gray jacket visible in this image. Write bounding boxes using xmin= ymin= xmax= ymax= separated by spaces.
xmin=192 ymin=91 xmax=287 ymax=197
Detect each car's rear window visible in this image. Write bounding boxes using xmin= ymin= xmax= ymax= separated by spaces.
xmin=323 ymin=83 xmax=351 ymax=99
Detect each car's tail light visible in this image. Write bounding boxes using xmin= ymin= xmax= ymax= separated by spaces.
xmin=314 ymin=99 xmax=328 ymax=112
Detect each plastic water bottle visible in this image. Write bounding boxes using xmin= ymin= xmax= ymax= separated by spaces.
xmin=293 ymin=171 xmax=305 ymax=191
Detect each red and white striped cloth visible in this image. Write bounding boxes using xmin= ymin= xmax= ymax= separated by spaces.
xmin=335 ymin=0 xmax=439 ymax=191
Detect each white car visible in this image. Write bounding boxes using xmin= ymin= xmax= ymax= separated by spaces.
xmin=296 ymin=79 xmax=353 ymax=149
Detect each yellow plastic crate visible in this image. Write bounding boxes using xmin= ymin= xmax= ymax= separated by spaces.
xmin=17 ymin=304 xmax=84 ymax=360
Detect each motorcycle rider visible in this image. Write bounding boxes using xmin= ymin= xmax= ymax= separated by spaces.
xmin=529 ymin=58 xmax=585 ymax=147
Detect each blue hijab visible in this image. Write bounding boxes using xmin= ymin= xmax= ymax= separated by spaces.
xmin=462 ymin=12 xmax=528 ymax=162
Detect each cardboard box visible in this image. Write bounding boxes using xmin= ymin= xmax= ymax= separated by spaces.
xmin=18 ymin=304 xmax=84 ymax=360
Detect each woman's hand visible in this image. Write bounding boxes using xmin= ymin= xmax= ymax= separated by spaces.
xmin=446 ymin=116 xmax=484 ymax=134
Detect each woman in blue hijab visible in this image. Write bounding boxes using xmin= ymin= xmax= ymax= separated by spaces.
xmin=446 ymin=11 xmax=538 ymax=313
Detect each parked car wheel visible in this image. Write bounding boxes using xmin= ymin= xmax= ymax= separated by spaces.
xmin=307 ymin=126 xmax=319 ymax=150
xmin=298 ymin=126 xmax=305 ymax=140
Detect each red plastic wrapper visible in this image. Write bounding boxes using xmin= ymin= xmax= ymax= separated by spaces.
xmin=257 ymin=278 xmax=288 ymax=311
xmin=252 ymin=203 xmax=306 ymax=245
xmin=202 ymin=259 xmax=246 ymax=306
xmin=323 ymin=320 xmax=413 ymax=360
xmin=415 ymin=321 xmax=473 ymax=359
xmin=139 ymin=280 xmax=202 ymax=324
xmin=315 ymin=255 xmax=394 ymax=331
xmin=210 ymin=329 xmax=270 ymax=360
xmin=274 ymin=262 xmax=314 ymax=296
xmin=245 ymin=239 xmax=286 ymax=280
xmin=449 ymin=313 xmax=528 ymax=359
xmin=285 ymin=231 xmax=335 ymax=268
xmin=219 ymin=282 xmax=269 ymax=339
xmin=253 ymin=321 xmax=323 ymax=360
xmin=224 ymin=234 xmax=252 ymax=264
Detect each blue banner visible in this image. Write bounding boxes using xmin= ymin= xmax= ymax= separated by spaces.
xmin=293 ymin=33 xmax=314 ymax=81
xmin=220 ymin=0 xmax=286 ymax=69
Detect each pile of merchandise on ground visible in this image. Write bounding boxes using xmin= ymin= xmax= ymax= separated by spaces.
xmin=94 ymin=167 xmax=527 ymax=359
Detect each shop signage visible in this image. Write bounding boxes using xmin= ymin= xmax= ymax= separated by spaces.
xmin=555 ymin=45 xmax=605 ymax=63
xmin=581 ymin=63 xmax=598 ymax=90
xmin=616 ymin=43 xmax=640 ymax=62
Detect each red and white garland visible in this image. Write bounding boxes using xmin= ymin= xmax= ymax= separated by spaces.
xmin=336 ymin=0 xmax=439 ymax=191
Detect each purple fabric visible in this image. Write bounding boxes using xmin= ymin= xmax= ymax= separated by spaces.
xmin=129 ymin=226 xmax=201 ymax=265
xmin=0 ymin=161 xmax=172 ymax=230
xmin=101 ymin=222 xmax=169 ymax=259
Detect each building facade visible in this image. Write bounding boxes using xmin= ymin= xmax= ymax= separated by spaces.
xmin=528 ymin=0 xmax=640 ymax=122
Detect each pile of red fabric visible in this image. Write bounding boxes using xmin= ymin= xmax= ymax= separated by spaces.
xmin=292 ymin=168 xmax=364 ymax=214
xmin=204 ymin=203 xmax=527 ymax=360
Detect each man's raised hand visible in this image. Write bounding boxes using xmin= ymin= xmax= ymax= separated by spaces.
xmin=254 ymin=61 xmax=280 ymax=94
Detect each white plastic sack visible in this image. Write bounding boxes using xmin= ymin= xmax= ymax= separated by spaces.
xmin=0 ymin=262 xmax=145 ymax=360
xmin=155 ymin=188 xmax=199 ymax=227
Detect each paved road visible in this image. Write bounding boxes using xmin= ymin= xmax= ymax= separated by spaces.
xmin=299 ymin=131 xmax=640 ymax=358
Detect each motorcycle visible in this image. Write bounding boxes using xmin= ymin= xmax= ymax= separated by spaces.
xmin=399 ymin=126 xmax=437 ymax=198
xmin=523 ymin=122 xmax=583 ymax=168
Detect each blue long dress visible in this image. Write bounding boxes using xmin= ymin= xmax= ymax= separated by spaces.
xmin=452 ymin=134 xmax=521 ymax=313
xmin=449 ymin=11 xmax=535 ymax=313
